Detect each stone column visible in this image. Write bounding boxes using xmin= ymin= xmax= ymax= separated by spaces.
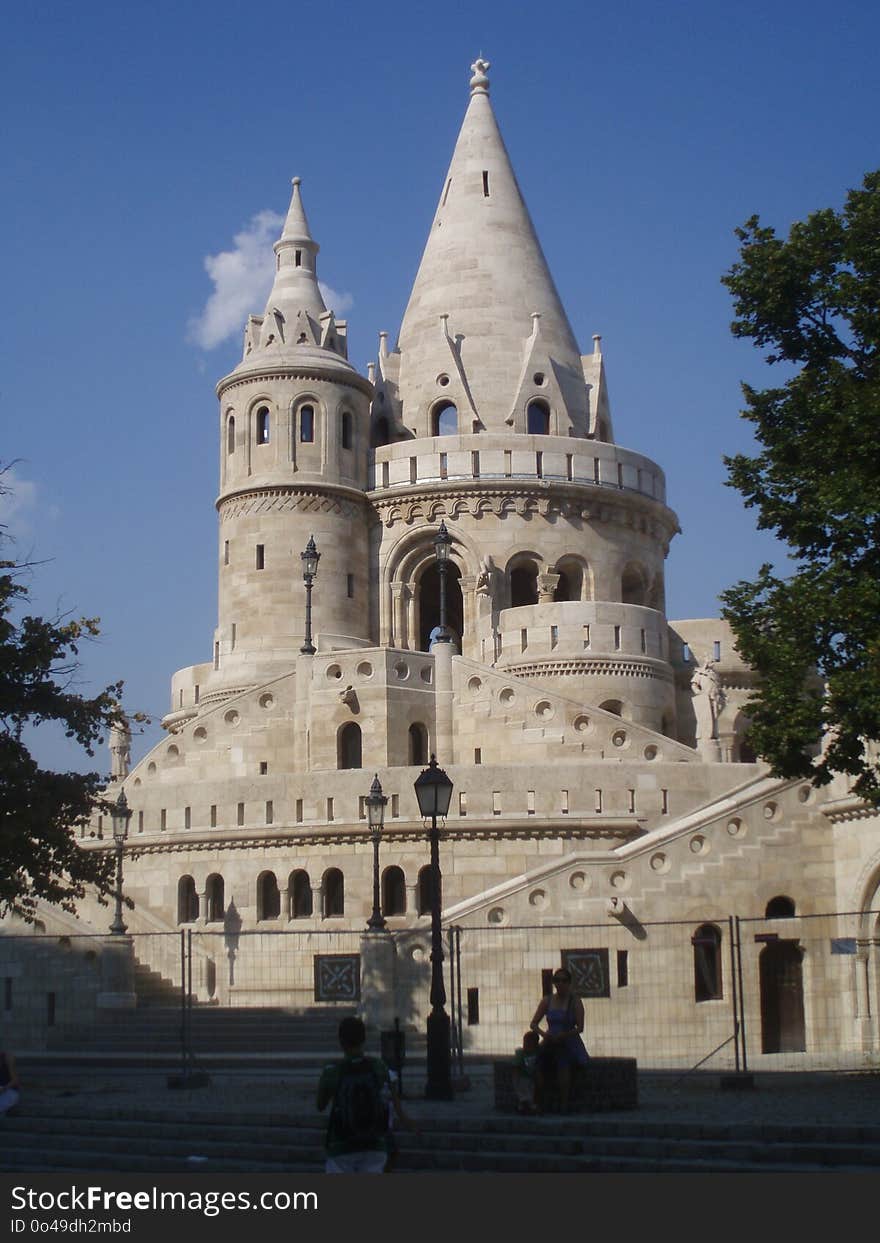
xmin=311 ymin=883 xmax=323 ymax=920
xmin=537 ymin=572 xmax=560 ymax=603
xmin=431 ymin=639 xmax=454 ymax=764
xmin=390 ymin=582 xmax=406 ymax=649
xmin=198 ymin=887 xmax=209 ymax=924
xmin=294 ymin=652 xmax=314 ymax=772
xmin=359 ymin=931 xmax=398 ymax=1033
xmin=96 ymin=935 xmax=137 ymax=1010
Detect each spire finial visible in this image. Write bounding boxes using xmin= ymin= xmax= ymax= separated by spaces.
xmin=292 ymin=176 xmax=301 ymax=187
xmin=469 ymin=56 xmax=490 ymax=95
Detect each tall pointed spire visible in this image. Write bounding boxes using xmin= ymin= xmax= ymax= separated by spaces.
xmin=395 ymin=59 xmax=587 ymax=435
xmin=264 ymin=177 xmax=327 ymax=325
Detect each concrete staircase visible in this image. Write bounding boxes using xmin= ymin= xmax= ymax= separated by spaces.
xmin=3 ymin=1099 xmax=880 ymax=1173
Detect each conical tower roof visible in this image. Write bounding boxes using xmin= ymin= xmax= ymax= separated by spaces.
xmin=395 ymin=59 xmax=587 ymax=434
xmin=263 ymin=176 xmax=327 ymax=326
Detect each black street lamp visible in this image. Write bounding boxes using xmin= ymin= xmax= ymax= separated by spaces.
xmin=365 ymin=774 xmax=389 ymax=931
xmin=109 ymin=789 xmax=132 ymax=935
xmin=414 ymin=754 xmax=454 ymax=1099
xmin=300 ymin=535 xmax=320 ymax=655
xmin=433 ymin=520 xmax=452 ymax=643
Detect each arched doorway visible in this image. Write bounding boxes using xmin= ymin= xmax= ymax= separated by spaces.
xmin=419 ymin=561 xmax=463 ymax=650
xmin=759 ymin=941 xmax=806 ymax=1053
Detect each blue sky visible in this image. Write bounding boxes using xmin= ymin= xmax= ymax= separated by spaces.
xmin=3 ymin=0 xmax=879 ymax=773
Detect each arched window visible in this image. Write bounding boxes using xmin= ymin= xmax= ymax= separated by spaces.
xmin=527 ymin=401 xmax=550 ymax=435
xmin=256 ymin=406 xmax=270 ymax=444
xmin=409 ymin=723 xmax=428 ymax=766
xmin=300 ymin=404 xmax=315 ymax=443
xmin=227 ymin=415 xmax=235 ymax=454
xmin=417 ymin=865 xmax=433 ymax=916
xmin=289 ymin=870 xmax=313 ymax=919
xmin=693 ymin=924 xmax=723 ymax=1002
xmin=341 ymin=411 xmax=353 ymax=450
xmin=510 ymin=559 xmax=539 ymax=607
xmin=177 ymin=876 xmax=198 ymax=924
xmin=257 ymin=871 xmax=281 ymax=920
xmin=765 ymin=895 xmax=796 ymax=919
xmin=323 ymin=868 xmax=344 ymax=917
xmin=337 ymin=722 xmax=362 ymax=770
xmin=553 ymin=558 xmax=586 ymax=602
xmin=432 ymin=402 xmax=458 ymax=437
xmin=206 ymin=874 xmax=224 ymax=922
xmin=382 ymin=866 xmax=406 ymax=917
xmin=621 ymin=564 xmax=648 ymax=606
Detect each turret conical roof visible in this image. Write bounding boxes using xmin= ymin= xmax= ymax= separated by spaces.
xmin=395 ymin=59 xmax=587 ymax=434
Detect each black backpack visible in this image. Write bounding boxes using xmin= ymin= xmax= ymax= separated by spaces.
xmin=329 ymin=1058 xmax=388 ymax=1146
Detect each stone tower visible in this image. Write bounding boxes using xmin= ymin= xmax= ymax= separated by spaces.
xmin=209 ymin=179 xmax=374 ymax=696
xmin=370 ymin=59 xmax=680 ymax=733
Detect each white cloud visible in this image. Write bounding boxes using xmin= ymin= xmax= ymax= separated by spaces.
xmin=187 ymin=211 xmax=354 ymax=351
xmin=0 ymin=467 xmax=38 ymax=541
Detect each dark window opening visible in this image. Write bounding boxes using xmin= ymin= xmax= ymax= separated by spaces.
xmin=290 ymin=870 xmax=313 ymax=918
xmin=337 ymin=722 xmax=362 ymax=770
xmin=341 ymin=411 xmax=353 ymax=450
xmin=295 ymin=249 xmax=302 ymax=267
xmin=527 ymin=401 xmax=549 ymax=435
xmin=693 ymin=924 xmax=723 ymax=1002
xmin=467 ymin=987 xmax=480 ymax=1025
xmin=300 ymin=405 xmax=315 ymax=443
xmin=765 ymin=895 xmax=796 ymax=919
xmin=256 ymin=544 xmax=264 ymax=570
xmin=510 ymin=561 xmax=539 ymax=607
xmin=323 ymin=868 xmax=344 ymax=917
xmin=617 ymin=949 xmax=629 ymax=988
xmin=257 ymin=871 xmax=281 ymax=920
xmin=382 ymin=866 xmax=406 ymax=916
xmin=206 ymin=874 xmax=224 ymax=922
xmin=419 ymin=559 xmax=463 ymax=651
xmin=409 ymin=722 xmax=428 ymax=766
xmin=177 ymin=876 xmax=198 ymax=924
xmin=482 ymin=170 xmax=489 ymax=197
xmin=347 ymin=573 xmax=354 ymax=599
xmin=256 ymin=406 xmax=270 ymax=444
xmin=227 ymin=415 xmax=235 ymax=454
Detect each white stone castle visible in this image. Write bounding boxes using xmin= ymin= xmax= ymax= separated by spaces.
xmin=46 ymin=60 xmax=880 ymax=1064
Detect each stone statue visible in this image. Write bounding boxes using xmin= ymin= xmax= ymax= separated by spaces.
xmin=691 ymin=660 xmax=723 ymax=743
xmin=108 ymin=715 xmax=131 ymax=781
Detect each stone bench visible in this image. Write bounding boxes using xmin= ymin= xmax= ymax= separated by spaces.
xmin=493 ymin=1056 xmax=638 ymax=1113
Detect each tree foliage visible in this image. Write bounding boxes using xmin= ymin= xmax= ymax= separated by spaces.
xmin=720 ymin=169 xmax=880 ymax=804
xmin=0 ymin=517 xmax=126 ymax=920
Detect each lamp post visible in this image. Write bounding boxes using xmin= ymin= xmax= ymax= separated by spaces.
xmin=109 ymin=789 xmax=132 ymax=935
xmin=365 ymin=774 xmax=388 ymax=931
xmin=414 ymin=754 xmax=454 ymax=1099
xmin=300 ymin=535 xmax=320 ymax=655
xmin=433 ymin=520 xmax=452 ymax=643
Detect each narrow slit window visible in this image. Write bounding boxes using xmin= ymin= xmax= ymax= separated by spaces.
xmin=583 ymin=624 xmax=591 ymax=648
xmin=347 ymin=573 xmax=354 ymax=599
xmin=613 ymin=625 xmax=621 ymax=650
xmin=474 ymin=748 xmax=482 ymax=765
xmin=561 ymin=789 xmax=569 ymax=815
xmin=295 ymin=249 xmax=302 ymax=267
xmin=661 ymin=788 xmax=669 ymax=814
xmin=467 ymin=987 xmax=480 ymax=1025
xmin=442 ymin=178 xmax=452 ymax=206
xmin=617 ymin=950 xmax=629 ymax=988
xmin=492 ymin=791 xmax=501 ymax=816
xmin=224 ymin=541 xmax=229 ymax=565
xmin=256 ymin=544 xmax=265 ymax=570
xmin=266 ymin=801 xmax=273 ymax=825
xmin=257 ymin=407 xmax=270 ymax=444
xmin=482 ymin=170 xmax=489 ymax=197
xmin=184 ymin=806 xmax=191 ymax=830
xmin=300 ymin=405 xmax=315 ymax=443
xmin=237 ymin=802 xmax=245 ymax=826
xmin=459 ymin=792 xmax=467 ymax=816
xmin=713 ymin=640 xmax=721 ymax=661
xmin=595 ymin=789 xmax=603 ymax=813
xmin=527 ymin=790 xmax=535 ymax=815
xmin=296 ymin=799 xmax=303 ymax=823
xmin=210 ymin=805 xmax=217 ymax=828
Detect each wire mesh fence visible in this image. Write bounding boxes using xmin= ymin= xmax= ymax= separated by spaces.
xmin=1 ymin=910 xmax=878 ymax=1072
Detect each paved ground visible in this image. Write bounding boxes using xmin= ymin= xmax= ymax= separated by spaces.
xmin=15 ymin=1062 xmax=880 ymax=1130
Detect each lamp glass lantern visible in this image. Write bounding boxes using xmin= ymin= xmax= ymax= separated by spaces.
xmin=414 ymin=756 xmax=454 ymax=820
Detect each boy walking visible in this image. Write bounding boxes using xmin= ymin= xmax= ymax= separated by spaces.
xmin=317 ymin=1016 xmax=391 ymax=1174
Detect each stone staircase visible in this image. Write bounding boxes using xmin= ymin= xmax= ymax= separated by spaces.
xmin=44 ymin=1004 xmax=359 ymax=1061
xmin=3 ymin=1098 xmax=880 ymax=1174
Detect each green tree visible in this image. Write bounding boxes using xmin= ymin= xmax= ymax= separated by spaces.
xmin=0 ymin=522 xmax=127 ymax=920
xmin=720 ymin=169 xmax=880 ymax=804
